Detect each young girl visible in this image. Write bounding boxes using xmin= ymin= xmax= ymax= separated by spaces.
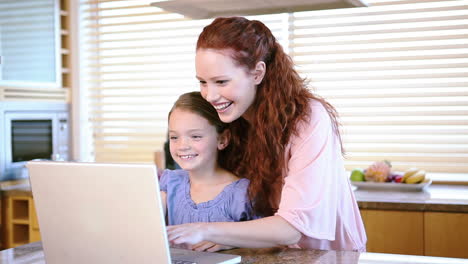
xmin=159 ymin=91 xmax=255 ymax=252
xmin=166 ymin=17 xmax=367 ymax=251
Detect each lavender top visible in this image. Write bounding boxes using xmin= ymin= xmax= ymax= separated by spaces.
xmin=159 ymin=169 xmax=256 ymax=225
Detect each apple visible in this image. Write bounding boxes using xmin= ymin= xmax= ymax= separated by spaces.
xmin=350 ymin=169 xmax=365 ymax=182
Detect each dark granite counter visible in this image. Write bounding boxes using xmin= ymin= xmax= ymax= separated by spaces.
xmin=1 ymin=242 xmax=467 ymax=264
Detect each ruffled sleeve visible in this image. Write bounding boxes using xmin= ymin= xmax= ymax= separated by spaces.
xmin=160 ymin=169 xmax=188 ymax=192
xmin=228 ymin=179 xmax=256 ymax=221
xmin=159 ymin=169 xmax=171 ymax=192
xmin=275 ymin=101 xmax=340 ymax=241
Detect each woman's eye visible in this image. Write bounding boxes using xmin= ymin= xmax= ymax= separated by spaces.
xmin=192 ymin=135 xmax=202 ymax=139
xmin=169 ymin=136 xmax=177 ymax=140
xmin=199 ymin=80 xmax=207 ymax=86
xmin=216 ymin=80 xmax=228 ymax=85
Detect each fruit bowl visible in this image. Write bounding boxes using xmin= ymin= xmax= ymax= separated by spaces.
xmin=351 ymin=178 xmax=432 ymax=192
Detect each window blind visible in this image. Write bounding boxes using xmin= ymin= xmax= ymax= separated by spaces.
xmin=80 ymin=0 xmax=287 ymax=163
xmin=291 ymin=0 xmax=468 ymax=179
xmin=0 ymin=0 xmax=63 ymax=99
xmin=80 ymin=0 xmax=467 ymax=180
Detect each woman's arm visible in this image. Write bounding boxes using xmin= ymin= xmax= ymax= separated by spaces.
xmin=167 ymin=215 xmax=302 ymax=248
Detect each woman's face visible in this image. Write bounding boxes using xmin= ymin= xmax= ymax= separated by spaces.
xmin=195 ymin=48 xmax=260 ymax=123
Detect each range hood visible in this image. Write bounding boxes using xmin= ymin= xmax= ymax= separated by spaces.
xmin=150 ymin=0 xmax=368 ymax=19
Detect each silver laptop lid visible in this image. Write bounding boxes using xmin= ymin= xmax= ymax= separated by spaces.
xmin=27 ymin=161 xmax=171 ymax=264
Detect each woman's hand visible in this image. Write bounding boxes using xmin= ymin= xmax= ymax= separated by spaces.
xmin=167 ymin=223 xmax=235 ymax=252
xmin=167 ymin=216 xmax=301 ymax=249
xmin=190 ymin=241 xmax=235 ymax=252
xmin=167 ymin=223 xmax=207 ymax=245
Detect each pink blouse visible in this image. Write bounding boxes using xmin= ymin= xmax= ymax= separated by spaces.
xmin=275 ymin=100 xmax=367 ymax=251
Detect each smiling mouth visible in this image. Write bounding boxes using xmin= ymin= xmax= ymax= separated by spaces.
xmin=178 ymin=154 xmax=198 ymax=160
xmin=213 ymin=102 xmax=233 ymax=112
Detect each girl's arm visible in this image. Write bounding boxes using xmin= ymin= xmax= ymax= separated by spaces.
xmin=160 ymin=191 xmax=167 ymax=217
xmin=167 ymin=215 xmax=302 ymax=248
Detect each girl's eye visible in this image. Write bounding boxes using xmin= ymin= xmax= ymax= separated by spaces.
xmin=169 ymin=136 xmax=177 ymax=140
xmin=216 ymin=80 xmax=228 ymax=85
xmin=192 ymin=135 xmax=202 ymax=139
xmin=199 ymin=80 xmax=207 ymax=86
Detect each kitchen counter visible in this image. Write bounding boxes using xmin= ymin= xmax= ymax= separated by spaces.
xmin=354 ymin=184 xmax=468 ymax=213
xmin=1 ymin=182 xmax=467 ymax=259
xmin=2 ymin=181 xmax=467 ymax=212
xmin=1 ymin=241 xmax=467 ymax=264
xmin=0 ymin=179 xmax=31 ymax=198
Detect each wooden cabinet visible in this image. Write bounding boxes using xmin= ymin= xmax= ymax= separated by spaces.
xmin=424 ymin=212 xmax=468 ymax=258
xmin=361 ymin=209 xmax=468 ymax=258
xmin=29 ymin=201 xmax=41 ymax=243
xmin=1 ymin=195 xmax=41 ymax=249
xmin=360 ymin=209 xmax=424 ymax=255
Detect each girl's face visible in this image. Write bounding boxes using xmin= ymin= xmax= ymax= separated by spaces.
xmin=196 ymin=48 xmax=264 ymax=123
xmin=168 ymin=108 xmax=227 ymax=173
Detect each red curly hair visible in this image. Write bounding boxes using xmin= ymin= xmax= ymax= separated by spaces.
xmin=197 ymin=17 xmax=343 ymax=217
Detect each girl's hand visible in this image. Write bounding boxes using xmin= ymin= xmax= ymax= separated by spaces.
xmin=167 ymin=223 xmax=206 ymax=245
xmin=191 ymin=241 xmax=235 ymax=252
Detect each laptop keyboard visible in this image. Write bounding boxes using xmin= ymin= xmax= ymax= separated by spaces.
xmin=172 ymin=260 xmax=197 ymax=264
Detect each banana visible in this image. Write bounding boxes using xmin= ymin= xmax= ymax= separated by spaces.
xmin=405 ymin=170 xmax=426 ymax=184
xmin=402 ymin=168 xmax=419 ymax=182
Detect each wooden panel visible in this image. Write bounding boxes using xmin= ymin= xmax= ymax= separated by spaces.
xmin=0 ymin=197 xmax=11 ymax=249
xmin=29 ymin=198 xmax=41 ymax=243
xmin=29 ymin=230 xmax=41 ymax=243
xmin=361 ymin=209 xmax=424 ymax=255
xmin=424 ymin=212 xmax=468 ymax=258
xmin=29 ymin=199 xmax=40 ymax=230
xmin=2 ymin=196 xmax=31 ymax=249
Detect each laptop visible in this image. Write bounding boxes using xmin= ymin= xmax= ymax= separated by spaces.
xmin=27 ymin=161 xmax=241 ymax=264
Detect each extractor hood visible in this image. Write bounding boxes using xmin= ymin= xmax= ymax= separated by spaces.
xmin=150 ymin=0 xmax=368 ymax=19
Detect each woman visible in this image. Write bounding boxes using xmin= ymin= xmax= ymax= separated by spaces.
xmin=167 ymin=16 xmax=367 ymax=252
